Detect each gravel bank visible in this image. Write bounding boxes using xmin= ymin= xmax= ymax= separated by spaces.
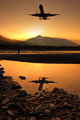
xmin=0 ymin=53 xmax=80 ymax=63
xmin=0 ymin=66 xmax=80 ymax=120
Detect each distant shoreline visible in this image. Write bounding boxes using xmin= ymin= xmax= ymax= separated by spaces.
xmin=0 ymin=53 xmax=80 ymax=63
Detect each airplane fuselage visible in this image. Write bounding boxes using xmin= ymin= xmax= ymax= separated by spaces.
xmin=39 ymin=4 xmax=46 ymax=20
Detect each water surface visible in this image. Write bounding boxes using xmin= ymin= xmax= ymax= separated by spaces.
xmin=0 ymin=60 xmax=80 ymax=97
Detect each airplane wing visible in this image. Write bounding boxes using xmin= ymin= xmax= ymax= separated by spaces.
xmin=28 ymin=13 xmax=41 ymax=17
xmin=45 ymin=13 xmax=60 ymax=17
xmin=28 ymin=80 xmax=39 ymax=83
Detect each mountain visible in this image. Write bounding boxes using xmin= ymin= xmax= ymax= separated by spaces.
xmin=25 ymin=35 xmax=79 ymax=46
xmin=0 ymin=35 xmax=20 ymax=44
xmin=0 ymin=35 xmax=79 ymax=46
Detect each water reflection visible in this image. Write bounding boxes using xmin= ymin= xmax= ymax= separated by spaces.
xmin=0 ymin=60 xmax=80 ymax=97
xmin=29 ymin=77 xmax=58 ymax=91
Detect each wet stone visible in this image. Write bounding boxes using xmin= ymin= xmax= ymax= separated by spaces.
xmin=52 ymin=93 xmax=55 ymax=97
xmin=44 ymin=110 xmax=51 ymax=116
xmin=68 ymin=114 xmax=76 ymax=120
xmin=2 ymin=98 xmax=9 ymax=105
xmin=1 ymin=106 xmax=9 ymax=110
xmin=64 ymin=102 xmax=73 ymax=109
xmin=29 ymin=117 xmax=36 ymax=120
xmin=35 ymin=105 xmax=42 ymax=114
xmin=6 ymin=110 xmax=14 ymax=116
xmin=50 ymin=103 xmax=56 ymax=111
xmin=2 ymin=116 xmax=11 ymax=120
xmin=29 ymin=111 xmax=35 ymax=116
xmin=55 ymin=117 xmax=61 ymax=120
xmin=39 ymin=96 xmax=44 ymax=100
xmin=76 ymin=102 xmax=80 ymax=106
xmin=34 ymin=92 xmax=38 ymax=95
xmin=51 ymin=118 xmax=55 ymax=120
xmin=38 ymin=113 xmax=44 ymax=118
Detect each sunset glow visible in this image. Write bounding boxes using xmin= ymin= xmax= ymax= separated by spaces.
xmin=0 ymin=0 xmax=80 ymax=41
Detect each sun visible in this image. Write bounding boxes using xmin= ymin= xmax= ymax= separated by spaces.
xmin=31 ymin=27 xmax=42 ymax=37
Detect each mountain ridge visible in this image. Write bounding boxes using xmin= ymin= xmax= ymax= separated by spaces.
xmin=25 ymin=35 xmax=79 ymax=46
xmin=0 ymin=35 xmax=79 ymax=46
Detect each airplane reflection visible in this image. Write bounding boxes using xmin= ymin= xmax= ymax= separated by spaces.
xmin=29 ymin=77 xmax=58 ymax=91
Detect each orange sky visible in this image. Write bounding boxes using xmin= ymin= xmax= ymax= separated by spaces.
xmin=0 ymin=0 xmax=80 ymax=41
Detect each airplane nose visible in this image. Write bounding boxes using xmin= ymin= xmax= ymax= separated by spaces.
xmin=39 ymin=4 xmax=43 ymax=10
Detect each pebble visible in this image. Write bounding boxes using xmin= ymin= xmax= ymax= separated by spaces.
xmin=50 ymin=103 xmax=56 ymax=111
xmin=29 ymin=117 xmax=36 ymax=120
xmin=55 ymin=117 xmax=61 ymax=120
xmin=63 ymin=102 xmax=72 ymax=109
xmin=6 ymin=110 xmax=14 ymax=116
xmin=2 ymin=98 xmax=9 ymax=105
xmin=44 ymin=110 xmax=51 ymax=116
xmin=51 ymin=118 xmax=55 ymax=120
xmin=39 ymin=96 xmax=44 ymax=100
xmin=35 ymin=105 xmax=42 ymax=114
xmin=38 ymin=113 xmax=44 ymax=118
xmin=1 ymin=106 xmax=9 ymax=110
xmin=19 ymin=76 xmax=26 ymax=80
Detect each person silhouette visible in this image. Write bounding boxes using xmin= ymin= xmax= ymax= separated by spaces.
xmin=18 ymin=48 xmax=20 ymax=54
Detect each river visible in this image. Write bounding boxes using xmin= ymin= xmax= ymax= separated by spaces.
xmin=0 ymin=60 xmax=80 ymax=97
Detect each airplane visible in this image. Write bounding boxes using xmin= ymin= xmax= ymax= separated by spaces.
xmin=29 ymin=77 xmax=58 ymax=91
xmin=28 ymin=4 xmax=60 ymax=20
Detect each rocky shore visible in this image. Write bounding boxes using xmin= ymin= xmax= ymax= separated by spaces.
xmin=0 ymin=66 xmax=80 ymax=120
xmin=0 ymin=53 xmax=80 ymax=63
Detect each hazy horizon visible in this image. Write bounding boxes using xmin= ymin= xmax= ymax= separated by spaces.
xmin=0 ymin=34 xmax=80 ymax=45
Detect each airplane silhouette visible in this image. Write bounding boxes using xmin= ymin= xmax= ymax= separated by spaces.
xmin=28 ymin=4 xmax=60 ymax=20
xmin=29 ymin=77 xmax=58 ymax=91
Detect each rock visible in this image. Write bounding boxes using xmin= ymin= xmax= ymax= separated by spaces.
xmin=19 ymin=76 xmax=26 ymax=80
xmin=39 ymin=96 xmax=44 ymax=100
xmin=34 ymin=102 xmax=39 ymax=106
xmin=68 ymin=114 xmax=76 ymax=119
xmin=55 ymin=117 xmax=61 ymax=120
xmin=76 ymin=102 xmax=80 ymax=106
xmin=29 ymin=111 xmax=34 ymax=116
xmin=2 ymin=116 xmax=11 ymax=120
xmin=50 ymin=103 xmax=56 ymax=111
xmin=57 ymin=98 xmax=61 ymax=102
xmin=44 ymin=110 xmax=51 ymax=116
xmin=12 ymin=81 xmax=22 ymax=89
xmin=35 ymin=105 xmax=42 ymax=114
xmin=38 ymin=113 xmax=43 ymax=118
xmin=64 ymin=102 xmax=73 ymax=109
xmin=1 ymin=106 xmax=9 ymax=110
xmin=69 ymin=93 xmax=73 ymax=98
xmin=2 ymin=98 xmax=9 ymax=105
xmin=51 ymin=118 xmax=55 ymax=120
xmin=17 ymin=89 xmax=27 ymax=96
xmin=42 ymin=89 xmax=45 ymax=92
xmin=6 ymin=103 xmax=13 ymax=108
xmin=15 ymin=102 xmax=21 ymax=108
xmin=26 ymin=107 xmax=29 ymax=110
xmin=29 ymin=117 xmax=36 ymax=120
xmin=34 ymin=92 xmax=38 ymax=95
xmin=6 ymin=110 xmax=14 ymax=116
xmin=52 ymin=93 xmax=55 ymax=97
xmin=54 ymin=87 xmax=59 ymax=91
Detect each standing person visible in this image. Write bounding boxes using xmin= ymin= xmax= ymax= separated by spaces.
xmin=18 ymin=48 xmax=20 ymax=54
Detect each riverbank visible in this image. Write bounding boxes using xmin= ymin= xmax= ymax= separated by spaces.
xmin=0 ymin=53 xmax=80 ymax=63
xmin=0 ymin=67 xmax=80 ymax=120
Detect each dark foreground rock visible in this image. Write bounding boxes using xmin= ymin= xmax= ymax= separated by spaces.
xmin=0 ymin=77 xmax=80 ymax=120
